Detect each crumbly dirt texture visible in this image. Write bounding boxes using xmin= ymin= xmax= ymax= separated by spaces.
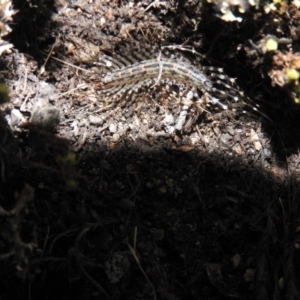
xmin=1 ymin=1 xmax=300 ymax=299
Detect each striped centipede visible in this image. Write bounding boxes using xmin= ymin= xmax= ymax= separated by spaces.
xmin=98 ymin=50 xmax=245 ymax=131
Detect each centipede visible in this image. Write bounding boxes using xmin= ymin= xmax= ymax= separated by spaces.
xmin=96 ymin=49 xmax=253 ymax=131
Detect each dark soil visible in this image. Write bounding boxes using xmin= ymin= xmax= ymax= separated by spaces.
xmin=1 ymin=1 xmax=300 ymax=300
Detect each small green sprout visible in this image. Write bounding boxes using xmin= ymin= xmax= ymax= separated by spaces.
xmin=0 ymin=83 xmax=10 ymax=103
xmin=66 ymin=179 xmax=77 ymax=189
xmin=286 ymin=68 xmax=300 ymax=82
xmin=266 ymin=38 xmax=278 ymax=52
xmin=65 ymin=152 xmax=76 ymax=165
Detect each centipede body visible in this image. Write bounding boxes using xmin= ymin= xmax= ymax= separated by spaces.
xmin=97 ymin=49 xmax=245 ymax=131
